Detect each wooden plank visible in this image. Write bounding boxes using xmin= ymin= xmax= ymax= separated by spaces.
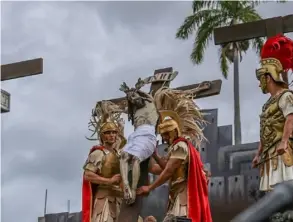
xmin=266 ymin=16 xmax=283 ymax=37
xmin=176 ymin=79 xmax=222 ymax=99
xmin=1 ymin=89 xmax=10 ymax=113
xmin=1 ymin=58 xmax=43 ymax=81
xmin=214 ymin=14 xmax=293 ymax=45
xmin=107 ymin=79 xmax=222 ymax=107
xmin=150 ymin=67 xmax=174 ymax=95
xmin=283 ymin=14 xmax=293 ymax=33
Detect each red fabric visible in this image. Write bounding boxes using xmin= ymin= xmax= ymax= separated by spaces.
xmin=261 ymin=34 xmax=293 ymax=71
xmin=173 ymin=137 xmax=212 ymax=222
xmin=82 ymin=145 xmax=104 ymax=222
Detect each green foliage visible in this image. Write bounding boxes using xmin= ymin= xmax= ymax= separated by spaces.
xmin=175 ymin=0 xmax=278 ymax=78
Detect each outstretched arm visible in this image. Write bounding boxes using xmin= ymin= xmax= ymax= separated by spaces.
xmin=148 ymin=157 xmax=163 ymax=175
xmin=84 ymin=170 xmax=113 ymax=185
xmin=152 ymin=152 xmax=167 ymax=169
xmin=149 ymin=141 xmax=188 ymax=191
xmin=148 ymin=158 xmax=182 ymax=192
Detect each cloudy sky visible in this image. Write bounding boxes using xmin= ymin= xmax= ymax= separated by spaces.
xmin=1 ymin=1 xmax=293 ymax=222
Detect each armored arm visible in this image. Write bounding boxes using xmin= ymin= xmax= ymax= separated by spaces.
xmin=83 ymin=150 xmax=113 ymax=185
xmin=148 ymin=141 xmax=188 ymax=191
xmin=148 ymin=157 xmax=163 ymax=175
xmin=149 ymin=158 xmax=183 ymax=192
xmin=152 ymin=152 xmax=167 ymax=169
xmin=279 ymin=92 xmax=293 ymax=144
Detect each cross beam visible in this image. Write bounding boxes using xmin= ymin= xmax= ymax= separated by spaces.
xmin=109 ymin=79 xmax=222 ymax=109
xmin=1 ymin=58 xmax=43 ymax=81
xmin=213 ymin=14 xmax=293 ymax=45
xmin=1 ymin=58 xmax=43 ymax=113
xmin=101 ymin=67 xmax=222 ymax=110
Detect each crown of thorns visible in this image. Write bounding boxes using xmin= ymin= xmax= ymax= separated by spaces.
xmin=119 ymin=78 xmax=145 ymax=93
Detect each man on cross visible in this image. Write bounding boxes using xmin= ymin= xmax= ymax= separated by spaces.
xmin=118 ymin=78 xmax=159 ymax=205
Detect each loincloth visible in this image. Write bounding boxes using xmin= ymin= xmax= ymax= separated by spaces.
xmin=123 ymin=124 xmax=157 ymax=161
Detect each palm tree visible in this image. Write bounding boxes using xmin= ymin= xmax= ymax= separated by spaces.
xmin=176 ymin=1 xmax=272 ymax=145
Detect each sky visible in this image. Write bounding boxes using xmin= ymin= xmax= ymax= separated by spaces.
xmin=1 ymin=1 xmax=293 ymax=222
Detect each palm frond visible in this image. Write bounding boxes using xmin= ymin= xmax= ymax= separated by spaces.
xmin=218 ymin=45 xmax=230 ymax=79
xmin=190 ymin=14 xmax=229 ymax=64
xmin=237 ymin=5 xmax=262 ymax=22
xmin=219 ymin=1 xmax=238 ymax=16
xmin=251 ymin=37 xmax=264 ymax=56
xmin=192 ymin=0 xmax=221 ymax=13
xmin=221 ymin=43 xmax=234 ymax=63
xmin=238 ymin=40 xmax=250 ymax=55
xmin=176 ymin=9 xmax=222 ymax=40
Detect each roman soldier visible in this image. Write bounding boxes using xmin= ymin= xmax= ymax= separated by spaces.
xmin=82 ymin=100 xmax=126 ymax=222
xmin=252 ymin=34 xmax=293 ymax=192
xmin=137 ymin=87 xmax=212 ymax=222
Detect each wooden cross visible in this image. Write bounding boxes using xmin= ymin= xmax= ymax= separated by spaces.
xmin=213 ymin=14 xmax=293 ymax=44
xmin=1 ymin=58 xmax=43 ymax=113
xmin=107 ymin=67 xmax=222 ymax=222
xmin=105 ymin=67 xmax=222 ymax=111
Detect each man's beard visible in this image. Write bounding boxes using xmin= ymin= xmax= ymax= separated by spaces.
xmin=104 ymin=140 xmax=115 ymax=146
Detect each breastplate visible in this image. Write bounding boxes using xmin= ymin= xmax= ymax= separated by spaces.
xmin=99 ymin=151 xmax=120 ymax=178
xmin=260 ymin=91 xmax=289 ymax=153
xmin=170 ymin=162 xmax=188 ymax=187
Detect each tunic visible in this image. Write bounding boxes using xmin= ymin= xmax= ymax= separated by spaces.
xmin=259 ymin=90 xmax=293 ymax=191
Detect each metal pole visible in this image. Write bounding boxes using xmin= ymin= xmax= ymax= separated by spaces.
xmin=67 ymin=200 xmax=70 ymax=213
xmin=44 ymin=189 xmax=48 ymax=216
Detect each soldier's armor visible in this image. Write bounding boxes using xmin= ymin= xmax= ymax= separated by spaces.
xmin=98 ymin=150 xmax=123 ymax=194
xmin=166 ymin=141 xmax=189 ymax=211
xmin=100 ymin=150 xmax=120 ymax=178
xmin=259 ymin=90 xmax=293 ymax=175
xmin=169 ymin=160 xmax=188 ymax=188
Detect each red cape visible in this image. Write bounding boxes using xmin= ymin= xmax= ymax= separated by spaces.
xmin=174 ymin=137 xmax=212 ymax=222
xmin=82 ymin=145 xmax=104 ymax=222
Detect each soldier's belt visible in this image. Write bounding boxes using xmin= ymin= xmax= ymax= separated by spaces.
xmin=97 ymin=186 xmax=123 ymax=197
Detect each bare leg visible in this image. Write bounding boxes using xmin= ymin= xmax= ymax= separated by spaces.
xmin=120 ymin=151 xmax=133 ymax=203
xmin=128 ymin=156 xmax=141 ymax=205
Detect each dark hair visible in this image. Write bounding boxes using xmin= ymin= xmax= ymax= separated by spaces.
xmin=265 ymin=73 xmax=288 ymax=87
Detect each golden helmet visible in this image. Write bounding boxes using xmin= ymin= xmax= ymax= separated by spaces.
xmin=256 ymin=58 xmax=287 ymax=85
xmin=99 ymin=120 xmax=120 ymax=144
xmin=158 ymin=110 xmax=182 ymax=144
xmin=100 ymin=121 xmax=119 ymax=134
xmin=256 ymin=34 xmax=293 ymax=88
